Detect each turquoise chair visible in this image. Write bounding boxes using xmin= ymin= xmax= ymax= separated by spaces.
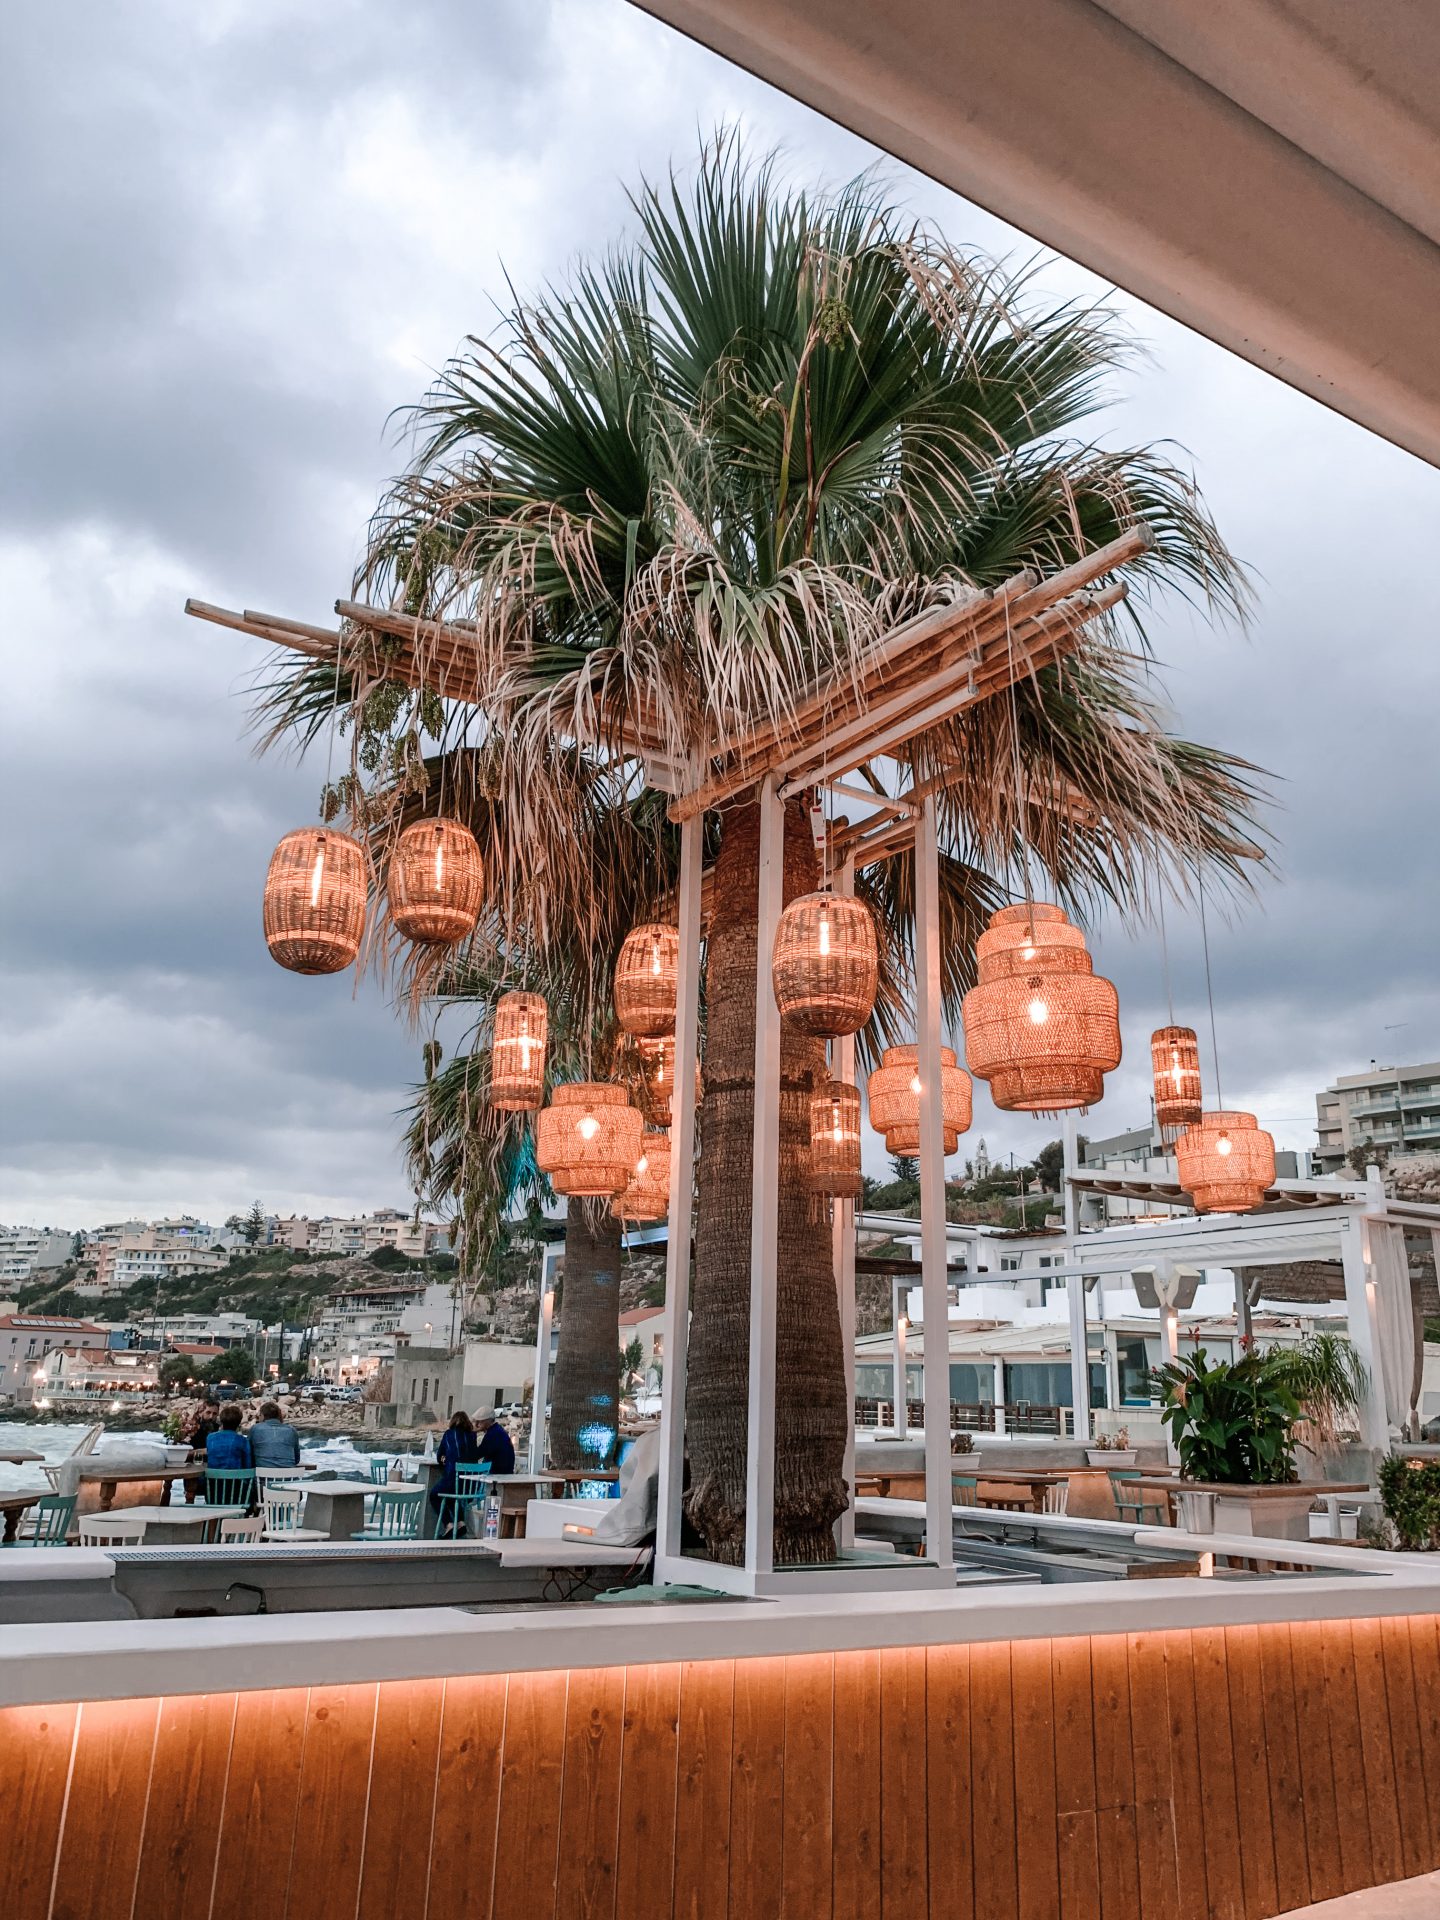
xmin=353 ymin=1488 xmax=424 ymax=1541
xmin=204 ymin=1467 xmax=257 ymax=1511
xmin=433 ymin=1463 xmax=491 ymax=1540
xmin=951 ymin=1474 xmax=978 ymax=1508
xmin=8 ymin=1494 xmax=76 ymax=1546
xmin=1108 ymin=1469 xmax=1167 ymax=1525
xmin=363 ymin=1454 xmax=391 ymax=1524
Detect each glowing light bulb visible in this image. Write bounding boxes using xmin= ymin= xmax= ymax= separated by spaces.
xmin=433 ymin=831 xmax=445 ymax=891
xmin=1028 ymin=996 xmax=1049 ymax=1025
xmin=909 ymin=1073 xmax=922 ymax=1096
xmin=831 ymin=1100 xmax=843 ymax=1144
xmin=636 ymin=1154 xmax=649 ymax=1176
xmin=309 ymin=844 xmax=326 ymax=907
xmin=651 ymin=936 xmax=662 ymax=976
xmin=818 ymin=912 xmax=831 ymax=957
xmin=1216 ymin=1135 xmax=1233 ymax=1157
xmin=578 ymin=1114 xmax=599 ymax=1141
xmin=1022 ymin=944 xmax=1037 ymax=961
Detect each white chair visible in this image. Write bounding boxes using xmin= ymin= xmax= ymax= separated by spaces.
xmin=1041 ymin=1480 xmax=1071 ymax=1516
xmin=218 ymin=1515 xmax=265 ymax=1544
xmin=261 ymin=1486 xmax=328 ymax=1543
xmin=78 ymin=1513 xmax=148 ymax=1547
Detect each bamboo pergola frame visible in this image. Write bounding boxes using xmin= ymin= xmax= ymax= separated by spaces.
xmin=188 ymin=523 xmax=1156 ymax=1596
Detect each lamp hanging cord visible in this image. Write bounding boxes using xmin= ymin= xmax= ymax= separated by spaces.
xmin=1197 ymin=870 xmax=1223 ymax=1108
xmin=1003 ymin=590 xmax=1036 ymax=926
xmin=1158 ymin=883 xmax=1175 ymax=1026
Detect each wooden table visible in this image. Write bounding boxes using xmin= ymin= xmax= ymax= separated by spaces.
xmin=287 ymin=1479 xmax=399 ymax=1541
xmin=0 ymin=1448 xmax=45 ymax=1465
xmin=0 ymin=1491 xmax=44 ymax=1542
xmin=95 ymin=1504 xmax=247 ymax=1545
xmin=78 ymin=1465 xmax=196 ymax=1512
xmin=485 ymin=1474 xmax=566 ymax=1539
xmin=963 ymin=1467 xmax=1073 ymax=1515
xmin=542 ymin=1468 xmax=621 ymax=1490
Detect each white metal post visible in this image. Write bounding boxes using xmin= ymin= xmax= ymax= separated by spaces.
xmin=528 ymin=1242 xmax=561 ymax=1473
xmin=744 ymin=776 xmax=784 ymax=1576
xmin=1341 ymin=1211 xmax=1390 ymax=1452
xmin=991 ymin=1358 xmax=1007 ymax=1435
xmin=1062 ymin=1111 xmax=1092 ymax=1443
xmin=832 ymin=848 xmax=858 ymax=1546
xmin=915 ymin=793 xmax=954 ymax=1569
xmin=656 ymin=812 xmax=703 ymax=1565
xmin=892 ymin=1275 xmax=909 ymax=1439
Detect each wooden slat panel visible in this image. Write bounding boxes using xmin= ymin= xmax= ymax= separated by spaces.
xmin=555 ymin=1666 xmax=625 ymax=1920
xmin=359 ymin=1679 xmax=444 ymax=1920
xmin=970 ymin=1641 xmax=1018 ymax=1920
xmin=924 ymin=1644 xmax=973 ymax=1920
xmin=289 ymin=1684 xmax=380 ymax=1920
xmin=1409 ymin=1614 xmax=1440 ymax=1850
xmin=427 ymin=1673 xmax=508 ymax=1920
xmin=50 ymin=1697 xmax=159 ymax=1920
xmin=1089 ymin=1635 xmax=1139 ymax=1920
xmin=1224 ymin=1625 xmax=1280 ymax=1920
xmin=493 ymin=1671 xmax=568 ymax=1920
xmin=1012 ymin=1637 xmax=1059 ymax=1920
xmin=779 ymin=1653 xmax=833 ymax=1920
xmin=1126 ymin=1635 xmax=1179 ymax=1920
xmin=879 ymin=1644 xmax=929 ymax=1919
xmin=1350 ymin=1615 xmax=1404 ymax=1887
xmin=1287 ymin=1622 xmax=1343 ymax=1906
xmin=1190 ymin=1628 xmax=1243 ymax=1920
xmin=673 ymin=1660 xmax=734 ymax=1920
xmin=1380 ymin=1614 xmax=1433 ymax=1878
xmin=833 ymin=1646 xmax=884 ymax=1920
xmin=615 ymin=1662 xmax=682 ymax=1920
xmin=1319 ymin=1619 xmax=1377 ymax=1896
xmin=133 ymin=1691 xmax=237 ymax=1918
xmin=211 ymin=1686 xmax=308 ymax=1920
xmin=0 ymin=1701 xmax=78 ymax=1920
xmin=1160 ymin=1633 xmax=1209 ymax=1916
xmin=1052 ymin=1637 xmax=1100 ymax=1920
xmin=729 ymin=1656 xmax=785 ymax=1920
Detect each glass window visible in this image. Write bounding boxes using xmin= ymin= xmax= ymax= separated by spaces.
xmin=1117 ymin=1336 xmax=1153 ymax=1404
xmin=948 ymin=1362 xmax=995 ymax=1404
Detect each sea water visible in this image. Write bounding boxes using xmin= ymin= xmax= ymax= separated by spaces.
xmin=0 ymin=1419 xmax=404 ymax=1494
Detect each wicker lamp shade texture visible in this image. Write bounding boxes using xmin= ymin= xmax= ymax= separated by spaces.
xmin=637 ymin=1036 xmax=702 ymax=1129
xmin=962 ymin=903 xmax=1120 ymax=1113
xmin=491 ymin=992 xmax=548 ymax=1111
xmin=809 ymin=1080 xmax=863 ymax=1198
xmin=1175 ymin=1110 xmax=1276 ymax=1214
xmin=867 ymin=1045 xmax=972 ymax=1155
xmin=614 ymin=923 xmax=681 ymax=1037
xmin=772 ymin=892 xmax=879 ymax=1037
xmin=1151 ymin=1025 xmax=1204 ymax=1145
xmin=612 ymin=1131 xmax=672 ymax=1222
xmin=536 ymin=1084 xmax=643 ymax=1198
xmin=387 ymin=817 xmax=484 ymax=944
xmin=263 ymin=827 xmax=367 ymax=975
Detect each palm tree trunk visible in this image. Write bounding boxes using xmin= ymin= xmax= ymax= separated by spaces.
xmin=686 ymin=795 xmax=848 ymax=1564
xmin=549 ymin=1197 xmax=622 ymax=1470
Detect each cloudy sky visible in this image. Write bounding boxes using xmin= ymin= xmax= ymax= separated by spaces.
xmin=4 ymin=0 xmax=1438 ymax=1231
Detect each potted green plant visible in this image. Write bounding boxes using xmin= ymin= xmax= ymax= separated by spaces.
xmin=1085 ymin=1426 xmax=1136 ymax=1468
xmin=1152 ymin=1348 xmax=1314 ymax=1540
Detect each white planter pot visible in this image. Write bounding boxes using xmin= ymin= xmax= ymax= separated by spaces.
xmin=1210 ymin=1488 xmax=1318 ymax=1542
xmin=1086 ymin=1449 xmax=1137 ymax=1468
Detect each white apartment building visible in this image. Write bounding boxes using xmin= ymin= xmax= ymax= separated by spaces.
xmin=306 ymin=1209 xmax=451 ymax=1261
xmin=0 ymin=1314 xmax=108 ymax=1402
xmin=307 ymin=1276 xmax=448 ymax=1382
xmin=1314 ymin=1060 xmax=1440 ymax=1173
xmin=34 ymin=1346 xmax=161 ymax=1404
xmin=86 ymin=1219 xmax=229 ymax=1295
xmin=0 ymin=1228 xmax=74 ymax=1285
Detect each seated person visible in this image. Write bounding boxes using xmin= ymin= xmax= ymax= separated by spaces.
xmin=204 ymin=1402 xmax=252 ymax=1471
xmin=475 ymin=1409 xmax=516 ymax=1476
xmin=248 ymin=1401 xmax=301 ymax=1469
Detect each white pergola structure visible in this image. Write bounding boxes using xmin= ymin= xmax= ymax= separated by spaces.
xmin=188 ymin=526 xmax=1149 ymax=1597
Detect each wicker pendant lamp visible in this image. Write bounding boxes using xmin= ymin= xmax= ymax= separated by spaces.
xmin=809 ymin=1080 xmax=863 ymax=1197
xmin=614 ymin=923 xmax=680 ymax=1036
xmin=1175 ymin=1110 xmax=1276 ymax=1214
xmin=962 ymin=903 xmax=1121 ymax=1112
xmin=772 ymin=892 xmax=879 ymax=1036
xmin=866 ymin=1045 xmax=972 ymax=1155
xmin=1151 ymin=1025 xmax=1203 ymax=1146
xmin=263 ymin=827 xmax=367 ymax=975
xmin=612 ymin=1130 xmax=672 ymax=1223
xmin=638 ymin=1035 xmax=704 ymax=1130
xmin=387 ymin=817 xmax=484 ymax=945
xmin=535 ymin=1084 xmax=643 ymax=1197
xmin=490 ymin=991 xmax=548 ymax=1111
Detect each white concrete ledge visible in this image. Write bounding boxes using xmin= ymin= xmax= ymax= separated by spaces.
xmin=4 ymin=1553 xmax=1440 ymax=1709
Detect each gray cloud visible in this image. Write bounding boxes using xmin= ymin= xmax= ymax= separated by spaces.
xmin=4 ymin=0 xmax=1438 ymax=1226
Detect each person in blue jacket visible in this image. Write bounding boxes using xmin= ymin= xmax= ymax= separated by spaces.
xmin=475 ymin=1409 xmax=516 ymax=1476
xmin=204 ymin=1402 xmax=252 ymax=1470
xmin=430 ymin=1409 xmax=481 ymax=1533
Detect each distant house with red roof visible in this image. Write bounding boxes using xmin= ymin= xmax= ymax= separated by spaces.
xmin=0 ymin=1313 xmax=107 ymax=1402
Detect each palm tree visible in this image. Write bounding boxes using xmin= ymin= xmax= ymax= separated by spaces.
xmin=259 ymin=139 xmax=1265 ymax=1566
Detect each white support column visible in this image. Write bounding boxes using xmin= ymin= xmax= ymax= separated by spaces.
xmin=892 ymin=1276 xmax=909 ymax=1439
xmin=991 ymin=1358 xmax=1007 ymax=1435
xmin=832 ymin=849 xmax=858 ymax=1547
xmin=1341 ymin=1211 xmax=1389 ymax=1453
xmin=744 ymin=776 xmax=784 ymax=1577
xmin=915 ymin=794 xmax=954 ymax=1572
xmin=1062 ymin=1111 xmax=1092 ymax=1444
xmin=655 ymin=811 xmax=703 ymax=1566
xmin=528 ymin=1242 xmax=561 ymax=1473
